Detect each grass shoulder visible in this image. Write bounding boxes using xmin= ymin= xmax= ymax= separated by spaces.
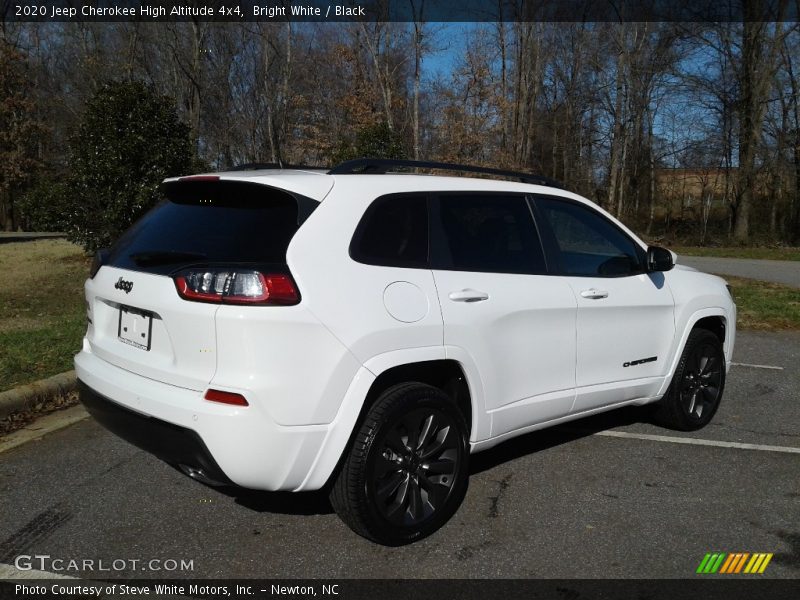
xmin=671 ymin=246 xmax=800 ymax=261
xmin=0 ymin=240 xmax=89 ymax=392
xmin=724 ymin=276 xmax=800 ymax=331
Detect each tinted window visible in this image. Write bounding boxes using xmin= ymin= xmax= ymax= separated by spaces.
xmin=108 ymin=181 xmax=303 ymax=275
xmin=432 ymin=194 xmax=546 ymax=274
xmin=350 ymin=195 xmax=428 ymax=268
xmin=537 ymin=197 xmax=643 ymax=277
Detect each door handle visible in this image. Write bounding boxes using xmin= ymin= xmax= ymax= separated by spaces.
xmin=448 ymin=289 xmax=489 ymax=303
xmin=580 ymin=288 xmax=609 ymax=300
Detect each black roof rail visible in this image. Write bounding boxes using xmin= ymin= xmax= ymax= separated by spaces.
xmin=229 ymin=162 xmax=327 ymax=171
xmin=328 ymin=158 xmax=563 ymax=188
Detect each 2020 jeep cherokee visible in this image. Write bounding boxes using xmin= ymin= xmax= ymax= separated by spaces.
xmin=76 ymin=158 xmax=736 ymax=545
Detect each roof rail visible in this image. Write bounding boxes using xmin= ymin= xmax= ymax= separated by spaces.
xmin=328 ymin=158 xmax=563 ymax=188
xmin=229 ymin=162 xmax=327 ymax=171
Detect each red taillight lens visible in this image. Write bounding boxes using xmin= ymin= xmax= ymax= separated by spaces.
xmin=204 ymin=389 xmax=249 ymax=406
xmin=173 ymin=269 xmax=299 ymax=305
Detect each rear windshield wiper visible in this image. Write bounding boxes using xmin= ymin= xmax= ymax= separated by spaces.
xmin=130 ymin=251 xmax=208 ymax=266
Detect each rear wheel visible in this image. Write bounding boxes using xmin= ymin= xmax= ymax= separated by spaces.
xmin=653 ymin=328 xmax=725 ymax=431
xmin=330 ymin=383 xmax=469 ymax=545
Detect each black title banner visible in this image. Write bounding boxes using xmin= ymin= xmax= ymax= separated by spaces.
xmin=2 ymin=0 xmax=799 ymax=23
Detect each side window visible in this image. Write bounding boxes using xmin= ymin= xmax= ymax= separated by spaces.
xmin=350 ymin=195 xmax=428 ymax=268
xmin=432 ymin=194 xmax=546 ymax=274
xmin=536 ymin=197 xmax=644 ymax=277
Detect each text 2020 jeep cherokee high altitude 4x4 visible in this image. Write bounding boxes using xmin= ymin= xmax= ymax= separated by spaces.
xmin=76 ymin=158 xmax=736 ymax=545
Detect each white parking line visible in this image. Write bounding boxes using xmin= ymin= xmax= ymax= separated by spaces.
xmin=731 ymin=362 xmax=784 ymax=370
xmin=592 ymin=429 xmax=800 ymax=454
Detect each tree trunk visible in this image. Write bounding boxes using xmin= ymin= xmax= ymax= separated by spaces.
xmin=733 ymin=7 xmax=786 ymax=243
xmin=412 ymin=11 xmax=423 ymax=160
xmin=607 ymin=25 xmax=626 ymax=216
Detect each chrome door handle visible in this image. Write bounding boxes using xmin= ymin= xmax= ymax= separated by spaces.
xmin=448 ymin=289 xmax=489 ymax=303
xmin=580 ymin=289 xmax=609 ymax=300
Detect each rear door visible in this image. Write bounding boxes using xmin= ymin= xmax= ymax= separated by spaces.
xmin=85 ymin=179 xmax=312 ymax=391
xmin=431 ymin=193 xmax=577 ymax=438
xmin=532 ymin=196 xmax=675 ymax=412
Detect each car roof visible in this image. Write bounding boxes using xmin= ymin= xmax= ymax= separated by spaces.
xmin=164 ymin=169 xmax=575 ymax=203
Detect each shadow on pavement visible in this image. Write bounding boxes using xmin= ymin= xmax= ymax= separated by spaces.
xmin=212 ymin=405 xmax=651 ymax=516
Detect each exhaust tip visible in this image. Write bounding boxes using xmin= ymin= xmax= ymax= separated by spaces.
xmin=179 ymin=464 xmax=227 ymax=487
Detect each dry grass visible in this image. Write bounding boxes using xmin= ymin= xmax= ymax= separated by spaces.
xmin=0 ymin=390 xmax=78 ymax=436
xmin=0 ymin=240 xmax=90 ymax=391
xmin=724 ymin=276 xmax=800 ymax=331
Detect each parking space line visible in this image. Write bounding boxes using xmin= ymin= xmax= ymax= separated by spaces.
xmin=731 ymin=362 xmax=784 ymax=370
xmin=591 ymin=429 xmax=800 ymax=454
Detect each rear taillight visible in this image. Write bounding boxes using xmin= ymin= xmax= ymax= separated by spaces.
xmin=173 ymin=268 xmax=299 ymax=305
xmin=204 ymin=389 xmax=248 ymax=406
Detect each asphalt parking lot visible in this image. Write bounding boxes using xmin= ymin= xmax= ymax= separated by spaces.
xmin=0 ymin=330 xmax=797 ymax=579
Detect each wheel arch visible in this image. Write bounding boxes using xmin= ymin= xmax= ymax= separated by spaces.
xmin=296 ymin=354 xmax=480 ymax=492
xmin=362 ymin=359 xmax=473 ymax=434
xmin=657 ymin=308 xmax=729 ymax=398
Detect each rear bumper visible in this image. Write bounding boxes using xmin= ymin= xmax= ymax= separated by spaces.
xmin=78 ymin=380 xmax=233 ymax=486
xmin=74 ymin=347 xmax=334 ymax=491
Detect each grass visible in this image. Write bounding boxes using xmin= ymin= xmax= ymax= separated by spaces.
xmin=0 ymin=240 xmax=90 ymax=392
xmin=724 ymin=276 xmax=800 ymax=331
xmin=670 ymin=246 xmax=800 ymax=261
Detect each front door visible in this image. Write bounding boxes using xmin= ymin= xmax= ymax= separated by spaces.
xmin=533 ymin=196 xmax=675 ymax=413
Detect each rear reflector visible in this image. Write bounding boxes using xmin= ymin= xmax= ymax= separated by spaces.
xmin=204 ymin=389 xmax=249 ymax=406
xmin=174 ymin=269 xmax=299 ymax=305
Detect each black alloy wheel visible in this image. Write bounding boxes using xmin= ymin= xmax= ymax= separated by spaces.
xmin=330 ymin=382 xmax=470 ymax=545
xmin=652 ymin=328 xmax=726 ymax=431
xmin=680 ymin=340 xmax=724 ymax=422
xmin=369 ymin=407 xmax=462 ymax=527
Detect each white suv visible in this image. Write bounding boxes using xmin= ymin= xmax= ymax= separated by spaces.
xmin=75 ymin=159 xmax=736 ymax=545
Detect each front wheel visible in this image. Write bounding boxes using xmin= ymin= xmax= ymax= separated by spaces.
xmin=329 ymin=383 xmax=470 ymax=545
xmin=652 ymin=328 xmax=726 ymax=431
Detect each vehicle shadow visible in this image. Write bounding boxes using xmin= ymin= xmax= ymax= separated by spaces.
xmin=469 ymin=405 xmax=648 ymax=475
xmin=219 ymin=486 xmax=335 ymax=515
xmin=216 ymin=405 xmax=651 ymax=516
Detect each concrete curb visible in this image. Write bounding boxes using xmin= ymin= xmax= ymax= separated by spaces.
xmin=0 ymin=370 xmax=77 ymax=420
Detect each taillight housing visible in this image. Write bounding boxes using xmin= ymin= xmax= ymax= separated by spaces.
xmin=173 ymin=268 xmax=299 ymax=305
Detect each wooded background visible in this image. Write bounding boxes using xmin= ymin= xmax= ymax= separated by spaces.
xmin=2 ymin=14 xmax=800 ymax=245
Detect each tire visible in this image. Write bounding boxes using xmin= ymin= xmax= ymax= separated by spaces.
xmin=652 ymin=328 xmax=726 ymax=431
xmin=329 ymin=382 xmax=470 ymax=546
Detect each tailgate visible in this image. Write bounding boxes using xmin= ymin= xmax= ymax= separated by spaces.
xmin=85 ymin=266 xmax=218 ymax=391
xmin=81 ymin=179 xmax=314 ymax=391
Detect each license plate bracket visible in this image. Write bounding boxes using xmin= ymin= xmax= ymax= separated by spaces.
xmin=118 ymin=305 xmax=153 ymax=351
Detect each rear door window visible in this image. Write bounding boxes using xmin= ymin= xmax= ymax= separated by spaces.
xmin=108 ymin=181 xmax=309 ymax=275
xmin=431 ymin=194 xmax=547 ymax=274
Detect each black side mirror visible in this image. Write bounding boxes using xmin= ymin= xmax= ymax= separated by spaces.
xmin=647 ymin=246 xmax=674 ymax=272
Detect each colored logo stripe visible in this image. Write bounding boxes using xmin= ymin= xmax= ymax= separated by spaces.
xmin=697 ymin=553 xmax=773 ymax=574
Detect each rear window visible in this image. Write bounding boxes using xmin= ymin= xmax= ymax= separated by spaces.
xmin=349 ymin=194 xmax=428 ymax=268
xmin=107 ymin=180 xmax=309 ymax=275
